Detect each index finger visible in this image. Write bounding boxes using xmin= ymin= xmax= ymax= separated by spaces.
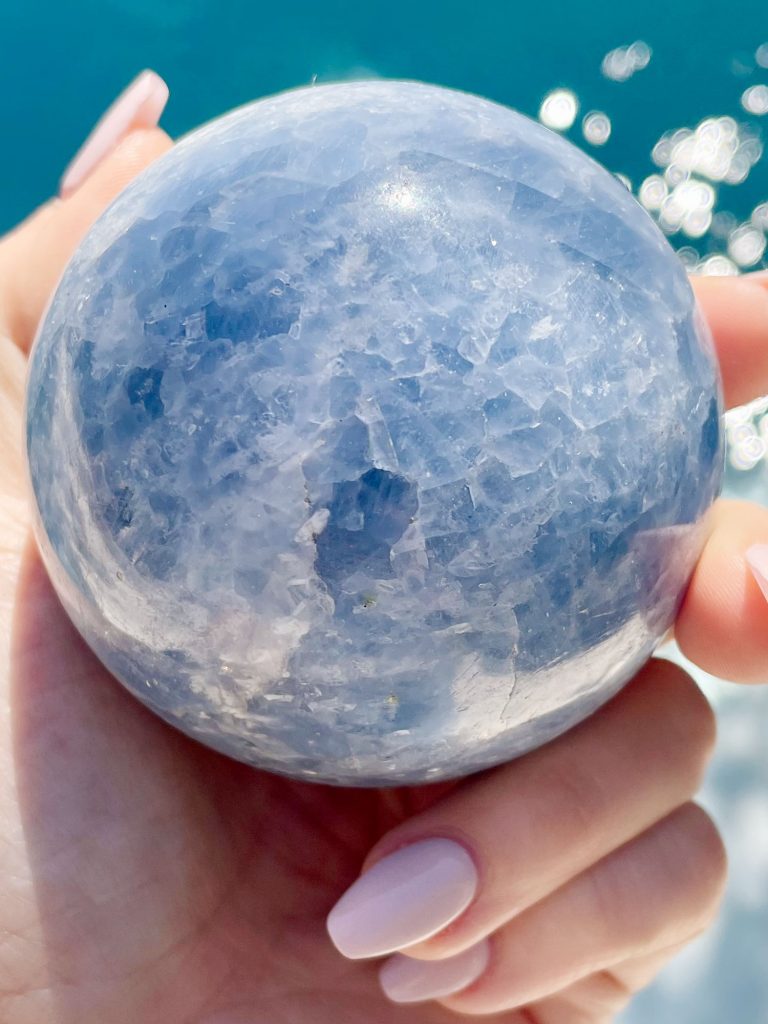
xmin=0 ymin=127 xmax=172 ymax=355
xmin=692 ymin=272 xmax=768 ymax=409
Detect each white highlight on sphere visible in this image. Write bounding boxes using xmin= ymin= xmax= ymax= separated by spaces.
xmin=582 ymin=111 xmax=612 ymax=146
xmin=757 ymin=43 xmax=768 ymax=68
xmin=539 ymin=89 xmax=579 ymax=131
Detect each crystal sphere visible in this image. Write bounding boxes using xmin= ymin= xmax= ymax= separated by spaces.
xmin=26 ymin=81 xmax=723 ymax=785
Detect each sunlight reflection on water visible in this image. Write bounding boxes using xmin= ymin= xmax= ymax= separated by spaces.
xmin=541 ymin=39 xmax=768 ymax=277
xmin=537 ymin=38 xmax=768 ymax=1024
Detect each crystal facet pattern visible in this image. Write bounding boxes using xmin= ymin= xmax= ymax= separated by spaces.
xmin=26 ymin=82 xmax=723 ymax=784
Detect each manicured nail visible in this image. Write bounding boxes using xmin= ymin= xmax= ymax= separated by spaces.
xmin=379 ymin=939 xmax=490 ymax=1004
xmin=59 ymin=70 xmax=169 ymax=198
xmin=746 ymin=544 xmax=768 ymax=602
xmin=326 ymin=838 xmax=478 ymax=959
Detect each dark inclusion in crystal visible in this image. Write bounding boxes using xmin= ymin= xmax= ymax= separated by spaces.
xmin=26 ymin=81 xmax=723 ymax=785
xmin=316 ymin=470 xmax=419 ymax=598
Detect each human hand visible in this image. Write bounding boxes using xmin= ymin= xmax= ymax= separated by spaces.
xmin=2 ymin=73 xmax=768 ymax=1024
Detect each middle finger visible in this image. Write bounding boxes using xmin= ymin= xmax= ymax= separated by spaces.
xmin=329 ymin=660 xmax=714 ymax=964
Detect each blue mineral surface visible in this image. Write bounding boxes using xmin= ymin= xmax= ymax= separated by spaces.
xmin=26 ymin=81 xmax=723 ymax=785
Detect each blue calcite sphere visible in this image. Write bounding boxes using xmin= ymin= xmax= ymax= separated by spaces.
xmin=26 ymin=81 xmax=723 ymax=785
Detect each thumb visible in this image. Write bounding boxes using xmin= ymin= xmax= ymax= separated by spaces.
xmin=0 ymin=74 xmax=173 ymax=353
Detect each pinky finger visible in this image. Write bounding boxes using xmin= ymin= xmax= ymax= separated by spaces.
xmin=437 ymin=803 xmax=726 ymax=1016
xmin=675 ymin=498 xmax=768 ymax=683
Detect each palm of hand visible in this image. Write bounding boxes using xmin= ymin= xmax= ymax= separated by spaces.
xmin=0 ymin=287 xmax=466 ymax=1023
xmin=6 ymin=536 xmax=472 ymax=1024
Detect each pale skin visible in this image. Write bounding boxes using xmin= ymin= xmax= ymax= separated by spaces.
xmin=2 ymin=108 xmax=768 ymax=1024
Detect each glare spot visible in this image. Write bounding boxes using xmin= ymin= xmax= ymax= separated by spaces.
xmin=728 ymin=224 xmax=767 ymax=267
xmin=664 ymin=163 xmax=688 ymax=187
xmin=657 ymin=180 xmax=715 ymax=235
xmin=651 ymin=136 xmax=674 ymax=167
xmin=684 ymin=209 xmax=713 ymax=238
xmin=650 ymin=117 xmax=761 ymax=184
xmin=628 ymin=41 xmax=652 ymax=68
xmin=638 ymin=174 xmax=668 ymax=211
xmin=582 ymin=111 xmax=612 ymax=146
xmin=379 ymin=179 xmax=426 ymax=213
xmin=552 ymin=47 xmax=766 ymax=323
xmin=727 ymin=421 xmax=766 ymax=470
xmin=730 ymin=439 xmax=765 ymax=471
xmin=731 ymin=53 xmax=755 ymax=77
xmin=742 ymin=84 xmax=768 ymax=115
xmin=539 ymin=89 xmax=579 ymax=131
xmin=728 ymin=398 xmax=768 ymax=429
xmin=676 ymin=246 xmax=701 ymax=270
xmin=698 ymin=254 xmax=739 ymax=276
xmin=739 ymin=135 xmax=764 ymax=163
xmin=711 ymin=211 xmax=739 ymax=240
xmin=731 ymin=422 xmax=760 ymax=446
xmin=601 ymin=40 xmax=652 ymax=82
xmin=688 ymin=180 xmax=716 ymax=210
xmin=724 ymin=151 xmax=752 ymax=185
xmin=751 ymin=203 xmax=768 ymax=231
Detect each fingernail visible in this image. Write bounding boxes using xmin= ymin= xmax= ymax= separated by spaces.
xmin=746 ymin=544 xmax=768 ymax=602
xmin=379 ymin=939 xmax=490 ymax=1004
xmin=59 ymin=70 xmax=169 ymax=198
xmin=326 ymin=838 xmax=478 ymax=959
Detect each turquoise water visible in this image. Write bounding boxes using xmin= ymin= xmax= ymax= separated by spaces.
xmin=2 ymin=0 xmax=768 ymax=263
xmin=3 ymin=2 xmax=768 ymax=1021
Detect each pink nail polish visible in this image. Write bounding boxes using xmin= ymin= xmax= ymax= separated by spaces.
xmin=746 ymin=544 xmax=768 ymax=602
xmin=379 ymin=940 xmax=490 ymax=1004
xmin=59 ymin=70 xmax=169 ymax=198
xmin=326 ymin=838 xmax=478 ymax=959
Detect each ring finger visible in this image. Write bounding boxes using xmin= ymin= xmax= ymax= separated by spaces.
xmin=378 ymin=803 xmax=725 ymax=1014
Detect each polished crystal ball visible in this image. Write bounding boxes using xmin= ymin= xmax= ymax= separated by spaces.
xmin=26 ymin=81 xmax=723 ymax=785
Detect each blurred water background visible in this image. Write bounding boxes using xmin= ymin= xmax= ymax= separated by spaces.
xmin=1 ymin=1 xmax=767 ymax=1020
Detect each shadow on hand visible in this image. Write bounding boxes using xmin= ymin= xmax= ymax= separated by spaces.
xmin=9 ymin=540 xmax=461 ymax=1023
